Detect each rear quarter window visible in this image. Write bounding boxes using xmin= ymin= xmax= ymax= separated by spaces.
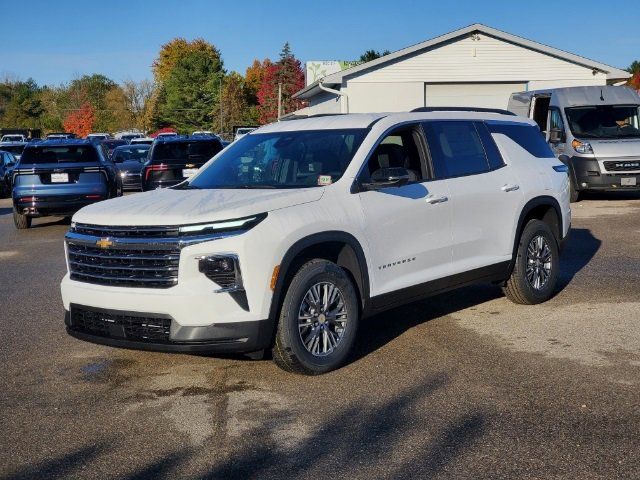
xmin=487 ymin=121 xmax=555 ymax=158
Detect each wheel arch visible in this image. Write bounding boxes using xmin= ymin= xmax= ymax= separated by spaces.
xmin=268 ymin=231 xmax=370 ymax=326
xmin=512 ymin=196 xmax=563 ymax=263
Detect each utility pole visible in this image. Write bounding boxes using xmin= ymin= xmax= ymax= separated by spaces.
xmin=277 ymin=82 xmax=282 ymax=121
xmin=219 ymin=76 xmax=223 ymax=134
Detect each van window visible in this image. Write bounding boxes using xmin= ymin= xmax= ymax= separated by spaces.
xmin=565 ymin=105 xmax=640 ymax=139
xmin=487 ymin=121 xmax=555 ymax=158
xmin=422 ymin=121 xmax=490 ymax=178
xmin=549 ymin=108 xmax=564 ymax=132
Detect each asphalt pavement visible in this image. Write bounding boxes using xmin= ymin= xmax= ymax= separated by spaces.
xmin=0 ymin=193 xmax=639 ymax=479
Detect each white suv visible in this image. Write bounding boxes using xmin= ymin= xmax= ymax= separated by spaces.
xmin=61 ymin=110 xmax=571 ymax=374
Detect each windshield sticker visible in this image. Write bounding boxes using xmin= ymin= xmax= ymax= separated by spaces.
xmin=318 ymin=175 xmax=332 ymax=186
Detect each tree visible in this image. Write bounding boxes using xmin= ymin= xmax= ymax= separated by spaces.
xmin=104 ymin=87 xmax=135 ymax=131
xmin=122 ymin=79 xmax=155 ymax=131
xmin=159 ymin=48 xmax=223 ymax=132
xmin=63 ymin=102 xmax=95 ymax=137
xmin=1 ymin=78 xmax=44 ymax=128
xmin=257 ymin=43 xmax=306 ymax=124
xmin=220 ymin=72 xmax=252 ymax=132
xmin=359 ymin=49 xmax=391 ymax=62
xmin=627 ymin=61 xmax=640 ymax=90
xmin=153 ymin=38 xmax=222 ymax=84
xmin=245 ymin=58 xmax=273 ymax=103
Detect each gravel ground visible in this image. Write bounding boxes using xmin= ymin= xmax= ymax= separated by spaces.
xmin=0 ymin=193 xmax=639 ymax=480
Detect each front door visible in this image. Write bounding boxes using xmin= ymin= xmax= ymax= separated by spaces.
xmin=357 ymin=124 xmax=453 ymax=297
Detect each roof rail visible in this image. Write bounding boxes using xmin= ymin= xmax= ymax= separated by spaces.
xmin=411 ymin=107 xmax=516 ymax=116
xmin=280 ymin=113 xmax=347 ymax=122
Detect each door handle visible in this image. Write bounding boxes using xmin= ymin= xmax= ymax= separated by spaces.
xmin=501 ymin=184 xmax=520 ymax=192
xmin=426 ymin=195 xmax=448 ymax=204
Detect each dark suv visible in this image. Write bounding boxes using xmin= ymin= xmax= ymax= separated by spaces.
xmin=142 ymin=136 xmax=223 ymax=191
xmin=12 ymin=139 xmax=122 ymax=229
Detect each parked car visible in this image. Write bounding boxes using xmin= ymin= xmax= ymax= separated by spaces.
xmin=0 ymin=150 xmax=17 ymax=197
xmin=115 ymin=132 xmax=143 ymax=142
xmin=155 ymin=132 xmax=178 ymax=139
xmin=0 ymin=142 xmax=27 ymax=161
xmin=234 ymin=127 xmax=256 ymax=141
xmin=1 ymin=134 xmax=26 ymax=143
xmin=86 ymin=133 xmax=111 ymax=142
xmin=46 ymin=132 xmax=76 ymax=140
xmin=192 ymin=130 xmax=215 ymax=137
xmin=130 ymin=137 xmax=154 ymax=145
xmin=100 ymin=139 xmax=128 ymax=158
xmin=112 ymin=144 xmax=150 ymax=191
xmin=509 ymin=85 xmax=640 ymax=202
xmin=12 ymin=139 xmax=122 ymax=229
xmin=61 ymin=110 xmax=570 ymax=374
xmin=142 ymin=135 xmax=223 ymax=190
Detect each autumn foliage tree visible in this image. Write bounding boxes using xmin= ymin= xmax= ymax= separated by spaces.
xmin=257 ymin=43 xmax=305 ymax=124
xmin=63 ymin=102 xmax=95 ymax=138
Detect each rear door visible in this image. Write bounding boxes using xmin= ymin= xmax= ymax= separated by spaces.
xmin=422 ymin=121 xmax=523 ymax=274
xmin=357 ymin=123 xmax=453 ymax=298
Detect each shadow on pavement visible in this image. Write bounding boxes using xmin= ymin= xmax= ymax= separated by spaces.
xmin=557 ymin=227 xmax=601 ymax=290
xmin=200 ymin=373 xmax=487 ymax=480
xmin=0 ymin=207 xmax=12 ymax=216
xmin=3 ymin=444 xmax=105 ymax=480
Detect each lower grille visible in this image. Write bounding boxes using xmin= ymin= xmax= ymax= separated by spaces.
xmin=68 ymin=243 xmax=179 ymax=288
xmin=603 ymin=160 xmax=640 ymax=172
xmin=70 ymin=305 xmax=171 ymax=343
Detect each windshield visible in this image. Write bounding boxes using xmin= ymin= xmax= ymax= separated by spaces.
xmin=113 ymin=146 xmax=150 ymax=163
xmin=20 ymin=145 xmax=99 ymax=164
xmin=1 ymin=145 xmax=25 ymax=155
xmin=152 ymin=140 xmax=222 ymax=163
xmin=565 ymin=105 xmax=640 ymax=139
xmin=184 ymin=129 xmax=367 ymax=189
xmin=2 ymin=135 xmax=23 ymax=142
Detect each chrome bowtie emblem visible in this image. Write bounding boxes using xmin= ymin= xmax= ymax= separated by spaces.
xmin=96 ymin=238 xmax=114 ymax=249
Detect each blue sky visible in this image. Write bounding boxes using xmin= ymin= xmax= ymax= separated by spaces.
xmin=1 ymin=0 xmax=638 ymax=86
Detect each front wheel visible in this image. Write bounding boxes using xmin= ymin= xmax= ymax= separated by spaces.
xmin=272 ymin=259 xmax=359 ymax=375
xmin=503 ymin=219 xmax=559 ymax=305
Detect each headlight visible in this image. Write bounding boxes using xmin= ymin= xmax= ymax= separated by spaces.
xmin=197 ymin=254 xmax=243 ymax=292
xmin=572 ymin=139 xmax=593 ymax=154
xmin=120 ymin=172 xmax=127 ymax=178
xmin=178 ymin=213 xmax=266 ymax=235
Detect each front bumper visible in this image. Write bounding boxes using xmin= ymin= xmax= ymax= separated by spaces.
xmin=64 ymin=305 xmax=272 ymax=353
xmin=570 ymin=157 xmax=640 ymax=192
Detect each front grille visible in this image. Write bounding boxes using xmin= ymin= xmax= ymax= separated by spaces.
xmin=74 ymin=223 xmax=179 ymax=238
xmin=70 ymin=305 xmax=171 ymax=342
xmin=68 ymin=243 xmax=179 ymax=288
xmin=603 ymin=160 xmax=640 ymax=172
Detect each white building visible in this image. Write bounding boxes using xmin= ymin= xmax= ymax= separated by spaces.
xmin=293 ymin=24 xmax=631 ymax=115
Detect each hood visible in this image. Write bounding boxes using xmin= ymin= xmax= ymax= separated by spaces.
xmin=589 ymin=138 xmax=640 ymax=159
xmin=73 ymin=187 xmax=325 ymax=226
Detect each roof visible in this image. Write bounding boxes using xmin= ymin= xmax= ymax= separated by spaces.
xmin=254 ymin=110 xmax=536 ymax=134
xmin=514 ymin=85 xmax=640 ymax=107
xmin=154 ymin=135 xmax=221 ymax=143
xmin=294 ymin=23 xmax=631 ymax=100
xmin=25 ymin=139 xmax=94 ymax=147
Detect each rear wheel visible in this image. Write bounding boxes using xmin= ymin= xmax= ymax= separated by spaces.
xmin=272 ymin=259 xmax=359 ymax=375
xmin=13 ymin=206 xmax=31 ymax=229
xmin=504 ymin=219 xmax=559 ymax=305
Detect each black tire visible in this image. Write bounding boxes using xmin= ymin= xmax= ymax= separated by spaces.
xmin=272 ymin=259 xmax=359 ymax=375
xmin=504 ymin=219 xmax=559 ymax=305
xmin=13 ymin=206 xmax=31 ymax=229
xmin=569 ymin=176 xmax=581 ymax=203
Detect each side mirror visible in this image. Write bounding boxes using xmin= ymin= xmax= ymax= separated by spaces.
xmin=361 ymin=167 xmax=410 ymax=190
xmin=549 ymin=129 xmax=565 ymax=144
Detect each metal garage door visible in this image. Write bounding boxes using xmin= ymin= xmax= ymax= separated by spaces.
xmin=425 ymin=83 xmax=527 ymax=110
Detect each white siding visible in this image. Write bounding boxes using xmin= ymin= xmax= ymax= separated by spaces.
xmin=425 ymin=82 xmax=527 ymax=109
xmin=346 ymin=82 xmax=424 ymax=113
xmin=352 ymin=33 xmax=605 ymax=84
xmin=308 ymin=91 xmax=342 ymax=114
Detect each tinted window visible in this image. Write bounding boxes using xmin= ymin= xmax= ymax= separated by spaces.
xmin=550 ymin=108 xmax=564 ymax=131
xmin=564 ymin=105 xmax=640 ymax=139
xmin=365 ymin=126 xmax=425 ymax=181
xmin=423 ymin=121 xmax=490 ymax=178
xmin=487 ymin=121 xmax=555 ymax=158
xmin=1 ymin=145 xmax=25 ymax=155
xmin=20 ymin=145 xmax=99 ymax=164
xmin=185 ymin=129 xmax=367 ymax=189
xmin=475 ymin=122 xmax=505 ymax=170
xmin=152 ymin=140 xmax=222 ymax=163
xmin=112 ymin=146 xmax=150 ymax=163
